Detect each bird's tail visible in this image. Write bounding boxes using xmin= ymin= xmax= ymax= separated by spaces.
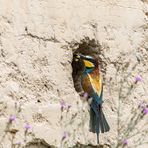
xmin=89 ymin=104 xmax=110 ymax=144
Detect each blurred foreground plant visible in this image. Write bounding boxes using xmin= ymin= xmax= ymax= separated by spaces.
xmin=0 ymin=113 xmax=34 ymax=148
xmin=113 ymin=53 xmax=148 ymax=148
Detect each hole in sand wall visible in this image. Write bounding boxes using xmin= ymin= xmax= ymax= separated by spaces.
xmin=71 ymin=37 xmax=107 ymax=94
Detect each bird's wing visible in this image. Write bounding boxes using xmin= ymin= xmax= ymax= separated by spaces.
xmin=87 ymin=73 xmax=102 ymax=98
xmin=81 ymin=70 xmax=103 ymax=104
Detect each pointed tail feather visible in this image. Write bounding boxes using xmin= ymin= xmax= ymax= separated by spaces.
xmin=101 ymin=108 xmax=110 ymax=132
xmin=89 ymin=108 xmax=96 ymax=133
xmin=90 ymin=102 xmax=110 ymax=144
xmin=97 ymin=132 xmax=99 ymax=144
xmin=99 ymin=106 xmax=110 ymax=133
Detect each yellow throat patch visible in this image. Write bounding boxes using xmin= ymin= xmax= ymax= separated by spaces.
xmin=83 ymin=60 xmax=94 ymax=68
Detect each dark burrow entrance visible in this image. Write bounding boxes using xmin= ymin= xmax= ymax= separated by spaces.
xmin=71 ymin=37 xmax=106 ymax=94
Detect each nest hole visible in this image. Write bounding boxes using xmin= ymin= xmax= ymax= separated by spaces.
xmin=71 ymin=37 xmax=106 ymax=93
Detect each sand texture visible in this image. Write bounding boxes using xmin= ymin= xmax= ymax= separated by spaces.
xmin=0 ymin=0 xmax=148 ymax=147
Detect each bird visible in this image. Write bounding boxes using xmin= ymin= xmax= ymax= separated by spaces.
xmin=75 ymin=53 xmax=110 ymax=144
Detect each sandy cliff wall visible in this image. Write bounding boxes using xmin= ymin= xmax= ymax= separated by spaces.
xmin=0 ymin=0 xmax=148 ymax=147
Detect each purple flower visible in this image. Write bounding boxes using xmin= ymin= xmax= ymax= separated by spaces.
xmin=24 ymin=123 xmax=31 ymax=130
xmin=143 ymin=108 xmax=148 ymax=115
xmin=62 ymin=131 xmax=68 ymax=141
xmin=83 ymin=92 xmax=88 ymax=98
xmin=60 ymin=100 xmax=66 ymax=111
xmin=138 ymin=102 xmax=146 ymax=109
xmin=134 ymin=75 xmax=142 ymax=83
xmin=9 ymin=115 xmax=16 ymax=122
xmin=123 ymin=139 xmax=128 ymax=145
xmin=80 ymin=92 xmax=88 ymax=101
xmin=15 ymin=142 xmax=21 ymax=145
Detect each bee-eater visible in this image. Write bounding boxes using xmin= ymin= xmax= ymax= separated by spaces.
xmin=75 ymin=53 xmax=110 ymax=144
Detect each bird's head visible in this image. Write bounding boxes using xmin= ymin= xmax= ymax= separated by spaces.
xmin=75 ymin=53 xmax=98 ymax=69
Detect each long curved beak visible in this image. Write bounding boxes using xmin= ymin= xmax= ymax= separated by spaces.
xmin=75 ymin=53 xmax=86 ymax=60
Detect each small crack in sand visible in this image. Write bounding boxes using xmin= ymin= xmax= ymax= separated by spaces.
xmin=22 ymin=27 xmax=60 ymax=43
